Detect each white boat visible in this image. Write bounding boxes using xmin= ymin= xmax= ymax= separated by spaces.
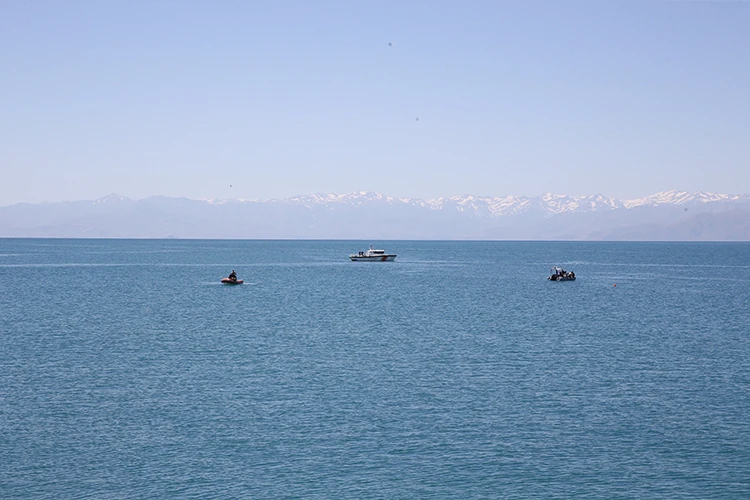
xmin=349 ymin=245 xmax=396 ymax=261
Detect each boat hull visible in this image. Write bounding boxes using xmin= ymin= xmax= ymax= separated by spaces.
xmin=350 ymin=255 xmax=396 ymax=262
xmin=221 ymin=278 xmax=244 ymax=284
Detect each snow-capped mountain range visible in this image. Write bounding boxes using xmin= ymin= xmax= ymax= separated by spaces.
xmin=205 ymin=190 xmax=748 ymax=217
xmin=2 ymin=190 xmax=749 ymax=240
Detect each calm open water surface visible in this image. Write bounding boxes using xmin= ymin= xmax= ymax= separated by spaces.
xmin=1 ymin=239 xmax=749 ymax=498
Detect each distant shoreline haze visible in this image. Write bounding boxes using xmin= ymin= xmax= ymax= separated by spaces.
xmin=1 ymin=190 xmax=749 ymax=240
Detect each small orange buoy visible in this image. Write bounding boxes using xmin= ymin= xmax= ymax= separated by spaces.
xmin=614 ymin=283 xmax=617 ymax=287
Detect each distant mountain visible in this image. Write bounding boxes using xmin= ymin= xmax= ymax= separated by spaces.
xmin=1 ymin=191 xmax=749 ymax=240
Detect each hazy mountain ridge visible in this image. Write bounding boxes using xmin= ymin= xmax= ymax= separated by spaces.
xmin=1 ymin=191 xmax=749 ymax=240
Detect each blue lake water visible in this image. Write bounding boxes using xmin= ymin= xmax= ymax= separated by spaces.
xmin=1 ymin=239 xmax=749 ymax=498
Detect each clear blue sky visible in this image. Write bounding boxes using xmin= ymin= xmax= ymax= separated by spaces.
xmin=1 ymin=0 xmax=748 ymax=205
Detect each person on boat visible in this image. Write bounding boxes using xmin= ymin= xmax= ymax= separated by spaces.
xmin=228 ymin=270 xmax=237 ymax=281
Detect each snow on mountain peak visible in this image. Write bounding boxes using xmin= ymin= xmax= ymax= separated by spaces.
xmin=94 ymin=193 xmax=130 ymax=204
xmin=621 ymin=190 xmax=745 ymax=208
xmin=186 ymin=190 xmax=750 ymax=218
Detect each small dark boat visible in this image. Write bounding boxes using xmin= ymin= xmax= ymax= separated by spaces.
xmin=548 ymin=267 xmax=576 ymax=281
xmin=221 ymin=278 xmax=244 ymax=285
